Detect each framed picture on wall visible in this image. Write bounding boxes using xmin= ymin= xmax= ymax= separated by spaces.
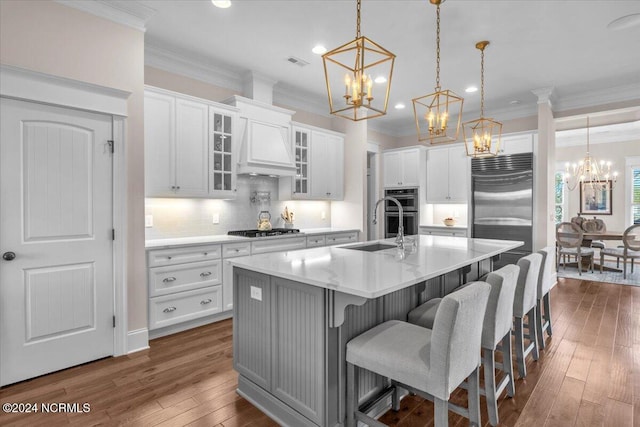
xmin=579 ymin=180 xmax=612 ymax=215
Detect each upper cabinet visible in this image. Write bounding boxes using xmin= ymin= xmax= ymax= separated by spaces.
xmin=144 ymin=87 xmax=238 ymax=198
xmin=498 ymin=133 xmax=535 ymax=155
xmin=280 ymin=123 xmax=345 ymax=201
xmin=382 ymin=147 xmax=426 ymax=188
xmin=426 ymin=145 xmax=469 ymax=203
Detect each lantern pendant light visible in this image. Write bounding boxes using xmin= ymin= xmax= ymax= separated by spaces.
xmin=463 ymin=41 xmax=503 ymax=158
xmin=322 ymin=0 xmax=396 ymax=121
xmin=412 ymin=0 xmax=463 ymax=144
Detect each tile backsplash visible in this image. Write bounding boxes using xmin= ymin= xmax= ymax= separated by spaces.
xmin=145 ymin=175 xmax=332 ymax=239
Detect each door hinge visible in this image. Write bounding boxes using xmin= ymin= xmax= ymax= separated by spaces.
xmin=107 ymin=140 xmax=114 ymax=153
xmin=112 ymin=229 xmax=115 ymax=240
xmin=113 ymin=315 xmax=116 ymax=328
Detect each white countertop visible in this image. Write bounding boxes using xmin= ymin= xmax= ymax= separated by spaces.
xmin=229 ymin=235 xmax=522 ymax=299
xmin=145 ymin=228 xmax=360 ymax=249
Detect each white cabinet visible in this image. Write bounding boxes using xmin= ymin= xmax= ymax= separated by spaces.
xmin=144 ymin=87 xmax=238 ymax=198
xmin=498 ymin=133 xmax=534 ymax=155
xmin=251 ymin=236 xmax=307 ymax=254
xmin=426 ymin=145 xmax=469 ymax=203
xmin=310 ymin=131 xmax=344 ymax=200
xmin=324 ymin=231 xmax=359 ymax=246
xmin=419 ymin=226 xmax=468 ymax=237
xmin=382 ymin=147 xmax=425 ymax=188
xmin=281 ymin=123 xmax=345 ymax=200
xmin=221 ymin=241 xmax=251 ymax=312
xmin=147 ymin=244 xmax=223 ymax=331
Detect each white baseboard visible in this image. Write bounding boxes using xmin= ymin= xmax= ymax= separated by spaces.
xmin=127 ymin=328 xmax=149 ymax=354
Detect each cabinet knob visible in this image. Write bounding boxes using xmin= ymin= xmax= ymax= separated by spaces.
xmin=167 ymin=256 xmax=172 ymax=260
xmin=200 ymin=299 xmax=212 ymax=305
xmin=203 ymin=252 xmax=208 ymax=256
xmin=163 ymin=306 xmax=177 ymax=313
xmin=235 ymin=249 xmax=240 ymax=252
xmin=200 ymin=271 xmax=212 ymax=277
xmin=162 ymin=277 xmax=177 ymax=283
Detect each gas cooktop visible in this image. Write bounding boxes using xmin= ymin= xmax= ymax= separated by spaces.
xmin=228 ymin=228 xmax=300 ymax=238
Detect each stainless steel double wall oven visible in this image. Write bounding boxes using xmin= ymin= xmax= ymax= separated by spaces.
xmin=384 ymin=187 xmax=419 ymax=238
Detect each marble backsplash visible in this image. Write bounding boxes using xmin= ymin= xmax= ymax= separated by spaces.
xmin=145 ymin=175 xmax=332 ymax=240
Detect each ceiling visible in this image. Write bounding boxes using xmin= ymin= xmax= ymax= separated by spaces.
xmin=140 ymin=0 xmax=640 ymax=136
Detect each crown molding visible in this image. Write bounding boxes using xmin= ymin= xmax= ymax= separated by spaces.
xmin=553 ymin=82 xmax=640 ymax=112
xmin=555 ymin=120 xmax=640 ymax=147
xmin=272 ymin=83 xmax=330 ymax=118
xmin=55 ymin=0 xmax=156 ymax=32
xmin=144 ymin=44 xmax=244 ymax=92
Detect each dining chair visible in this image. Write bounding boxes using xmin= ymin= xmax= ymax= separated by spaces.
xmin=600 ymin=224 xmax=640 ymax=279
xmin=556 ymin=222 xmax=594 ymax=275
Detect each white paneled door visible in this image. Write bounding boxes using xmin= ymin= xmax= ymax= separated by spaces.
xmin=0 ymin=98 xmax=114 ymax=386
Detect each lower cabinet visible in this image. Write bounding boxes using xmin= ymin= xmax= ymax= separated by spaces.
xmin=324 ymin=231 xmax=358 ymax=246
xmin=419 ymin=226 xmax=468 ymax=237
xmin=221 ymin=241 xmax=251 ymax=312
xmin=234 ymin=268 xmax=325 ymax=425
xmin=147 ymin=244 xmax=223 ymax=332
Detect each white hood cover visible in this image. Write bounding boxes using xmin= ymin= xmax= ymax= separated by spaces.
xmin=224 ymin=73 xmax=296 ymax=176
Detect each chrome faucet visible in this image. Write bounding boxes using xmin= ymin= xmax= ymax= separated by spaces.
xmin=373 ymin=196 xmax=405 ymax=250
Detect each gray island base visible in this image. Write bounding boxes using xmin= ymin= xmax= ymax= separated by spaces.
xmin=230 ymin=235 xmax=523 ymax=426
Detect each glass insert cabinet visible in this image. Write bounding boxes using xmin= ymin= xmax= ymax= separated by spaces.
xmin=210 ymin=110 xmax=234 ymax=194
xmin=294 ymin=128 xmax=309 ymax=196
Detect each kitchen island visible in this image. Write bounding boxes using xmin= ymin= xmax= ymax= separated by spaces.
xmin=229 ymin=235 xmax=522 ymax=427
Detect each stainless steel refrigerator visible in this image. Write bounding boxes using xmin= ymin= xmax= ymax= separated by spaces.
xmin=471 ymin=152 xmax=533 ymax=268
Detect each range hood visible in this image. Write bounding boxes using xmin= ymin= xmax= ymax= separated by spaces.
xmin=224 ymin=73 xmax=296 ymax=177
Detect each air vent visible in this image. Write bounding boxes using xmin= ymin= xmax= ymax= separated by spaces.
xmin=286 ymin=56 xmax=309 ymax=67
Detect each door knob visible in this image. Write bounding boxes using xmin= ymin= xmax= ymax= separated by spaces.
xmin=2 ymin=251 xmax=16 ymax=261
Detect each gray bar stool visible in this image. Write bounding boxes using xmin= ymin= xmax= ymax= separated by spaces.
xmin=406 ymin=264 xmax=520 ymax=426
xmin=345 ymin=282 xmax=491 ymax=427
xmin=536 ymin=247 xmax=555 ymax=350
xmin=513 ymin=252 xmax=542 ymax=378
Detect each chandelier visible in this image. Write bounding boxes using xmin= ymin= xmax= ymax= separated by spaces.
xmin=463 ymin=41 xmax=502 ymax=158
xmin=412 ymin=0 xmax=463 ymax=144
xmin=564 ymin=117 xmax=618 ymax=191
xmin=322 ymin=0 xmax=395 ymax=121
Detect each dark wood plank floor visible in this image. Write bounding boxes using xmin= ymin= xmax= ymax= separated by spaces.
xmin=1 ymin=278 xmax=638 ymax=426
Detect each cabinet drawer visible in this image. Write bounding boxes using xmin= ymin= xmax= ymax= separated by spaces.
xmin=251 ymin=236 xmax=307 ymax=254
xmin=149 ymin=260 xmax=222 ymax=297
xmin=222 ymin=242 xmax=251 ymax=258
xmin=419 ymin=227 xmax=467 ymax=237
xmin=306 ymin=235 xmax=326 ymax=248
xmin=325 ymin=232 xmax=358 ymax=246
xmin=148 ymin=244 xmax=221 ymax=267
xmin=149 ymin=286 xmax=222 ymax=330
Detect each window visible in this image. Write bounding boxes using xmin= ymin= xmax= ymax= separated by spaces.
xmin=627 ymin=156 xmax=640 ymax=226
xmin=554 ymin=171 xmax=566 ymax=224
xmin=631 ymin=166 xmax=640 ymax=225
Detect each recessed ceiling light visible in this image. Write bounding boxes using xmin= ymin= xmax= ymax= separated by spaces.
xmin=607 ymin=13 xmax=640 ymax=30
xmin=312 ymin=45 xmax=327 ymax=55
xmin=374 ymin=76 xmax=387 ymax=84
xmin=395 ymin=103 xmax=405 ymax=109
xmin=465 ymin=86 xmax=478 ymax=93
xmin=211 ymin=0 xmax=231 ymax=8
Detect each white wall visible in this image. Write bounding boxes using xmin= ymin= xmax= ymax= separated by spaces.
xmin=0 ymin=0 xmax=147 ymax=331
xmin=556 ymin=139 xmax=640 ymax=232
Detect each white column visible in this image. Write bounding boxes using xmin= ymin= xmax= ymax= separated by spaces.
xmin=531 ymin=87 xmax=556 ymax=250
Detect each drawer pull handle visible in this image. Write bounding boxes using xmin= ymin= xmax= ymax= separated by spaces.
xmin=200 ymin=271 xmax=212 ymax=277
xmin=235 ymin=249 xmax=240 ymax=252
xmin=163 ymin=306 xmax=177 ymax=313
xmin=200 ymin=299 xmax=212 ymax=305
xmin=163 ymin=277 xmax=177 ymax=283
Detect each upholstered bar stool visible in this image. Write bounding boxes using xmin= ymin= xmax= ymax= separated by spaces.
xmin=407 ymin=265 xmax=520 ymax=426
xmin=513 ymin=253 xmax=542 ymax=378
xmin=536 ymin=247 xmax=555 ymax=350
xmin=345 ymin=282 xmax=491 ymax=427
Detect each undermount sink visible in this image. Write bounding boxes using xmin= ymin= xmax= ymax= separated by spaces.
xmin=343 ymin=242 xmax=398 ymax=252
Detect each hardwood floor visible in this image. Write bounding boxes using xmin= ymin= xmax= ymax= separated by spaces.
xmin=1 ymin=278 xmax=638 ymax=426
